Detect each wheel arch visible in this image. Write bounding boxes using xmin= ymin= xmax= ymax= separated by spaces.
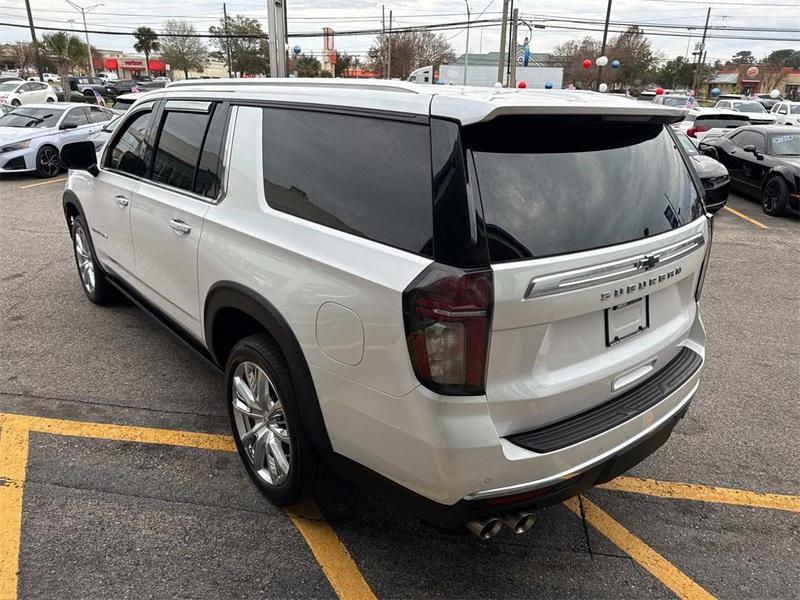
xmin=62 ymin=189 xmax=84 ymax=231
xmin=762 ymin=166 xmax=796 ymax=193
xmin=204 ymin=281 xmax=333 ymax=455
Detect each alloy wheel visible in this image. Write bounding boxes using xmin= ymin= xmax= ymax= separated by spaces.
xmin=231 ymin=361 xmax=292 ymax=486
xmin=763 ymin=180 xmax=781 ymax=213
xmin=39 ymin=147 xmax=60 ymax=177
xmin=73 ymin=225 xmax=95 ymax=293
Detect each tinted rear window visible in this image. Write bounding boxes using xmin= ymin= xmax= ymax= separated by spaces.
xmin=261 ymin=108 xmax=433 ymax=256
xmin=466 ymin=118 xmax=702 ymax=262
xmin=694 ymin=115 xmax=749 ymax=128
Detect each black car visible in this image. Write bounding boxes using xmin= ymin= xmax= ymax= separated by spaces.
xmin=755 ymin=94 xmax=783 ymax=111
xmin=699 ymin=125 xmax=800 ymax=216
xmin=69 ymin=76 xmax=106 ymax=96
xmin=103 ymin=79 xmax=138 ymax=98
xmin=675 ymin=131 xmax=729 ymax=213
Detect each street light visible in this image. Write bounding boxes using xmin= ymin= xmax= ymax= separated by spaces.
xmin=463 ymin=0 xmax=470 ymax=85
xmin=65 ymin=0 xmax=104 ymax=77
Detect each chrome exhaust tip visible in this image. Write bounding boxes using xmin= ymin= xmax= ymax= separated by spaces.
xmin=500 ymin=510 xmax=537 ymax=534
xmin=465 ymin=517 xmax=503 ymax=540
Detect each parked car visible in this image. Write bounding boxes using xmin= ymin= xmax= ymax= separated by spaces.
xmin=69 ymin=76 xmax=106 ymax=97
xmin=754 ymin=93 xmax=783 ymax=110
xmin=652 ymin=94 xmax=691 ymax=109
xmin=28 ymin=73 xmax=59 ymax=83
xmin=770 ymin=101 xmax=800 ymax=127
xmin=110 ymin=92 xmax=146 ymax=113
xmin=675 ymin=131 xmax=729 ymax=213
xmin=104 ymin=80 xmax=139 ymax=98
xmin=0 ymin=76 xmax=24 ymax=84
xmin=86 ymin=113 xmax=122 ymax=151
xmin=0 ymin=103 xmax=114 ymax=178
xmin=0 ymin=103 xmax=14 ymax=116
xmin=717 ymin=93 xmax=744 ymax=101
xmin=97 ymin=71 xmax=120 ymax=83
xmin=0 ymin=80 xmax=57 ymax=106
xmin=699 ymin=125 xmax=800 ymax=216
xmin=676 ymin=108 xmax=750 ymax=143
xmin=60 ymin=79 xmax=711 ymax=538
xmin=637 ymin=90 xmax=656 ymax=102
xmin=714 ymin=99 xmax=777 ymax=125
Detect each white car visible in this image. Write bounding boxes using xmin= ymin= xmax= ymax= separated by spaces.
xmin=0 ymin=103 xmax=114 ymax=177
xmin=60 ymin=80 xmax=709 ymax=539
xmin=27 ymin=73 xmax=60 ymax=83
xmin=0 ymin=80 xmax=57 ymax=106
xmin=676 ymin=108 xmax=750 ymax=144
xmin=770 ymin=101 xmax=800 ymax=126
xmin=714 ymin=99 xmax=777 ymax=125
xmin=97 ymin=71 xmax=120 ymax=83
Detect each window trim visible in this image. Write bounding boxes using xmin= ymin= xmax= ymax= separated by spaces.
xmin=101 ymin=101 xmax=158 ymax=180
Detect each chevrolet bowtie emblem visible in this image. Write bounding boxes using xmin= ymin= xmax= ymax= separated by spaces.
xmin=639 ymin=254 xmax=660 ymax=270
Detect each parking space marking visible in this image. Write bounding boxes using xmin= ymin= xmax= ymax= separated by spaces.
xmin=564 ymin=497 xmax=715 ymax=600
xmin=287 ymin=501 xmax=377 ymax=600
xmin=17 ymin=178 xmax=67 ymax=190
xmin=0 ymin=422 xmax=28 ymax=600
xmin=722 ymin=206 xmax=769 ymax=230
xmin=598 ymin=476 xmax=800 ymax=513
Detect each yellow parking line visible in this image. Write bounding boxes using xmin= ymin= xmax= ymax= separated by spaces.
xmin=18 ymin=177 xmax=67 ymax=189
xmin=564 ymin=496 xmax=715 ymax=600
xmin=0 ymin=421 xmax=29 ymax=600
xmin=287 ymin=501 xmax=377 ymax=600
xmin=599 ymin=476 xmax=800 ymax=513
xmin=723 ymin=206 xmax=769 ymax=229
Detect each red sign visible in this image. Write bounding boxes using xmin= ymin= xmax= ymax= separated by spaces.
xmin=104 ymin=58 xmax=118 ymax=69
xmin=121 ymin=59 xmax=145 ymax=68
xmin=746 ymin=66 xmax=759 ymax=79
xmin=149 ymin=60 xmax=166 ymax=71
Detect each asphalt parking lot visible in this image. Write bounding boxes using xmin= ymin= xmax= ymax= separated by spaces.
xmin=1 ymin=173 xmax=798 ymax=600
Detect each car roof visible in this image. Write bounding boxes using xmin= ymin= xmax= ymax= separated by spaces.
xmin=115 ymin=92 xmax=147 ymax=100
xmin=161 ymin=78 xmax=685 ymax=125
xmin=738 ymin=124 xmax=798 ymax=133
xmin=13 ymin=103 xmax=73 ymax=109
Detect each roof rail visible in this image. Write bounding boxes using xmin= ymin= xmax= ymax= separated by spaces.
xmin=166 ymin=77 xmax=422 ymax=94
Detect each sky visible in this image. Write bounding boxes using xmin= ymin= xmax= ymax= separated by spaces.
xmin=1 ymin=0 xmax=798 ymax=67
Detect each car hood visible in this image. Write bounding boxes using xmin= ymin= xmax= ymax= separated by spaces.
xmin=0 ymin=126 xmax=57 ymax=144
xmin=691 ymin=154 xmax=728 ymax=178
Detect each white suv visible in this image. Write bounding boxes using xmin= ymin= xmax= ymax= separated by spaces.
xmin=60 ymin=80 xmax=710 ymax=539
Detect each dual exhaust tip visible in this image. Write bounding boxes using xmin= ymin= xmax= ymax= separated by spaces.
xmin=466 ymin=510 xmax=537 ymax=540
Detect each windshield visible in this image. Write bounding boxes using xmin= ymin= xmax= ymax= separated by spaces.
xmin=790 ymin=105 xmax=800 ymax=115
xmin=732 ymin=101 xmax=766 ymax=113
xmin=0 ymin=108 xmax=63 ymax=128
xmin=466 ymin=118 xmax=702 ymax=261
xmin=0 ymin=82 xmax=21 ymax=92
xmin=771 ymin=134 xmax=800 ymax=156
xmin=103 ymin=114 xmax=122 ymax=131
xmin=663 ymin=96 xmax=689 ymax=107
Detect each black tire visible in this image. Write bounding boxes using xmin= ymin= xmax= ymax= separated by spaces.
xmin=70 ymin=215 xmax=117 ymax=305
xmin=46 ymin=97 xmax=55 ymax=103
xmin=10 ymin=99 xmax=20 ymax=107
xmin=761 ymin=176 xmax=788 ymax=217
xmin=35 ymin=145 xmax=61 ymax=178
xmin=226 ymin=334 xmax=326 ymax=505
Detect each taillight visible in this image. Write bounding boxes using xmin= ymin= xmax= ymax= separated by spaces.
xmin=403 ymin=263 xmax=493 ymax=395
xmin=687 ymin=125 xmax=709 ymax=138
xmin=695 ymin=216 xmax=713 ymax=301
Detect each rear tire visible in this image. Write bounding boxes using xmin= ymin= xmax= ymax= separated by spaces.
xmin=226 ymin=334 xmax=326 ymax=505
xmin=70 ymin=216 xmax=117 ymax=305
xmin=762 ymin=176 xmax=788 ymax=217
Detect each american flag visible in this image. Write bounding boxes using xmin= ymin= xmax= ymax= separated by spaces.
xmin=685 ymin=95 xmax=697 ymax=109
xmin=92 ymin=88 xmax=106 ymax=107
xmin=131 ymin=84 xmax=141 ymax=93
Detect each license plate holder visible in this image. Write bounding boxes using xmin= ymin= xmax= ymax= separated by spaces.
xmin=605 ymin=296 xmax=650 ymax=347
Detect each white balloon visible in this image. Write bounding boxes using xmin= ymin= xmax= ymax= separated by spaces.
xmin=596 ymin=56 xmax=608 ymax=67
xmin=494 ymin=81 xmax=503 ymax=88
xmin=599 ymin=83 xmax=608 ymax=93
xmin=770 ymin=88 xmax=780 ymax=98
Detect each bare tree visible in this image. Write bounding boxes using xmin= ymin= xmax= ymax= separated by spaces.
xmin=368 ymin=31 xmax=455 ymax=79
xmin=161 ymin=20 xmax=209 ymax=79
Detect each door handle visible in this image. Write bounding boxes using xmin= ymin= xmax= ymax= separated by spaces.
xmin=168 ymin=219 xmax=191 ymax=235
xmin=114 ymin=194 xmax=129 ymax=207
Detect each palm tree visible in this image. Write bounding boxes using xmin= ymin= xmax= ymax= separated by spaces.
xmin=133 ymin=27 xmax=160 ymax=78
xmin=41 ymin=32 xmax=87 ymax=102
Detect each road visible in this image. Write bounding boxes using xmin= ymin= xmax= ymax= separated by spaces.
xmin=1 ymin=172 xmax=798 ymax=599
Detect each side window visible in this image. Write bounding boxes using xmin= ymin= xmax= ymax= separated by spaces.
xmin=107 ymin=108 xmax=156 ymax=177
xmin=18 ymin=83 xmax=32 ymax=93
xmin=150 ymin=106 xmax=213 ymax=193
xmin=34 ymin=82 xmax=47 ymax=91
xmin=779 ymin=105 xmax=788 ymax=115
xmin=86 ymin=105 xmax=110 ymax=123
xmin=751 ymin=133 xmax=766 ymax=154
xmin=261 ymin=107 xmax=433 ymax=255
xmin=62 ymin=108 xmax=89 ymax=128
xmin=195 ymin=104 xmax=227 ymax=199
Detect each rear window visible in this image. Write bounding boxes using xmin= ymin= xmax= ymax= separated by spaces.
xmin=694 ymin=115 xmax=749 ymax=128
xmin=261 ymin=107 xmax=433 ymax=256
xmin=466 ymin=118 xmax=702 ymax=262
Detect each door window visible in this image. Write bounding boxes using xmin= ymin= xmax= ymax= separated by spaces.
xmin=86 ymin=105 xmax=111 ymax=123
xmin=150 ymin=108 xmax=213 ymax=192
xmin=733 ymin=131 xmax=765 ymax=153
xmin=62 ymin=108 xmax=89 ymax=128
xmin=106 ymin=106 xmax=156 ymax=177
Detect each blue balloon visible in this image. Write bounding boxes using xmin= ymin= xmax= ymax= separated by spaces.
xmin=545 ymin=81 xmax=553 ymax=89
xmin=611 ymin=59 xmax=620 ymax=69
xmin=710 ymin=87 xmax=721 ymax=97
xmin=293 ymin=45 xmax=302 ymax=54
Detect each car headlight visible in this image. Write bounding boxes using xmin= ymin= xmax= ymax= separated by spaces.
xmin=0 ymin=139 xmax=32 ymax=153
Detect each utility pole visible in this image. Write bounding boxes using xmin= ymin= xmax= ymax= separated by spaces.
xmin=505 ymin=0 xmax=514 ymax=86
xmin=65 ymin=0 xmax=103 ymax=77
xmin=24 ymin=0 xmax=43 ymax=81
xmin=597 ymin=0 xmax=613 ymax=88
xmin=382 ymin=5 xmax=386 ymax=78
xmin=387 ymin=10 xmax=393 ymax=79
xmin=266 ymin=0 xmax=288 ymax=77
xmin=223 ymin=3 xmax=233 ymax=77
xmin=692 ymin=7 xmax=711 ymax=96
xmin=463 ymin=0 xmax=470 ymax=85
xmin=496 ymin=0 xmax=509 ymax=85
xmin=509 ymin=8 xmax=518 ymax=87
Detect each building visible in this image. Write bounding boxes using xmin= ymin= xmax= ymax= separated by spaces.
xmin=708 ymin=65 xmax=800 ymax=100
xmin=95 ymin=50 xmax=166 ymax=79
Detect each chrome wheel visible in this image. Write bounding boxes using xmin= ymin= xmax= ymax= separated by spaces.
xmin=38 ymin=146 xmax=60 ymax=177
xmin=73 ymin=224 xmax=95 ymax=293
xmin=231 ymin=361 xmax=291 ymax=486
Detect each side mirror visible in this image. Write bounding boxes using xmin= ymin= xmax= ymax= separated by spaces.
xmin=742 ymin=144 xmax=756 ymax=154
xmin=60 ymin=122 xmax=78 ymax=130
xmin=60 ymin=141 xmax=99 ymax=176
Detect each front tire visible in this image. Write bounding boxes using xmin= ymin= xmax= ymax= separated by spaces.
xmin=35 ymin=145 xmax=61 ymax=178
xmin=46 ymin=97 xmax=55 ymax=103
xmin=226 ymin=334 xmax=326 ymax=505
xmin=70 ymin=216 xmax=116 ymax=304
xmin=762 ymin=176 xmax=788 ymax=216
xmin=10 ymin=99 xmax=20 ymax=107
